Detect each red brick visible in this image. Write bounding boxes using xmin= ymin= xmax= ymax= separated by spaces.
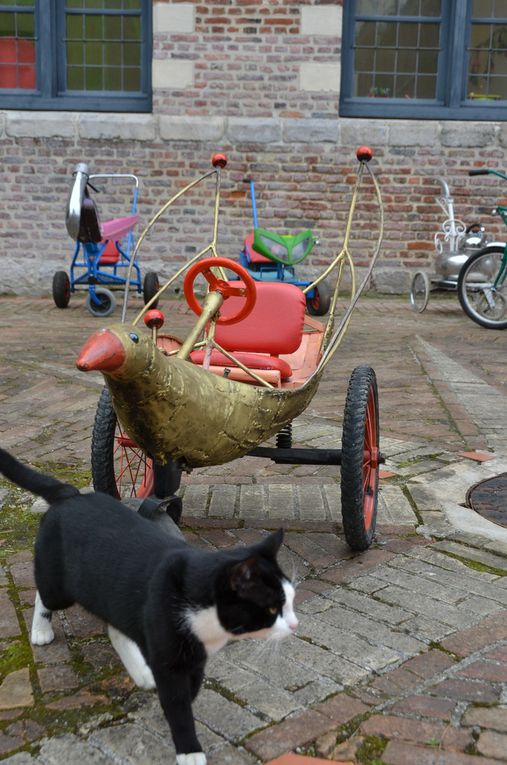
xmin=429 ymin=678 xmax=500 ymax=704
xmin=360 ymin=714 xmax=445 ymax=746
xmin=403 ymin=650 xmax=456 ymax=680
xmin=382 ymin=739 xmax=502 ymax=764
xmin=313 ymin=694 xmax=369 ymax=724
xmin=456 ymin=659 xmax=507 ymax=682
xmin=245 ymin=710 xmax=334 ymax=761
xmin=390 ymin=694 xmax=456 ymax=720
xmin=440 ymin=613 xmax=507 ymax=657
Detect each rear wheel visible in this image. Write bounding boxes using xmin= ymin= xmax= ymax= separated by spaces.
xmin=86 ymin=287 xmax=116 ymax=317
xmin=409 ymin=271 xmax=430 ymax=313
xmin=341 ymin=365 xmax=379 ymax=552
xmin=457 ymin=247 xmax=507 ymax=329
xmin=306 ymin=280 xmax=331 ymax=316
xmin=91 ymin=387 xmax=154 ymax=499
xmin=143 ymin=271 xmax=160 ymax=308
xmin=52 ymin=271 xmax=71 ymax=308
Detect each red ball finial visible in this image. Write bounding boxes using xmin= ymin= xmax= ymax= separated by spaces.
xmin=144 ymin=309 xmax=165 ymax=330
xmin=356 ymin=146 xmax=373 ymax=162
xmin=212 ymin=152 xmax=227 ymax=168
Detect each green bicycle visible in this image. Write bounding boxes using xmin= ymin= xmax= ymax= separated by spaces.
xmin=458 ymin=168 xmax=507 ymax=330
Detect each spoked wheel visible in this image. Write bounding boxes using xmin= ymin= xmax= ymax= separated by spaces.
xmin=306 ymin=280 xmax=331 ymax=316
xmin=341 ymin=365 xmax=379 ymax=552
xmin=52 ymin=270 xmax=71 ymax=308
xmin=91 ymin=387 xmax=154 ymax=499
xmin=143 ymin=271 xmax=160 ymax=308
xmin=457 ymin=247 xmax=507 ymax=329
xmin=86 ymin=287 xmax=116 ymax=317
xmin=409 ymin=271 xmax=430 ymax=313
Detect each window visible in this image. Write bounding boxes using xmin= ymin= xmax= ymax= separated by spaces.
xmin=340 ymin=0 xmax=507 ymax=120
xmin=0 ymin=0 xmax=152 ymax=111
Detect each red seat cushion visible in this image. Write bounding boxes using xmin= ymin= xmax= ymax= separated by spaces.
xmin=215 ymin=282 xmax=306 ymax=355
xmin=190 ymin=349 xmax=292 ymax=380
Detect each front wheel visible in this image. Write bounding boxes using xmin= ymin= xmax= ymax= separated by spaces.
xmin=306 ymin=280 xmax=331 ymax=316
xmin=457 ymin=247 xmax=507 ymax=329
xmin=341 ymin=365 xmax=379 ymax=552
xmin=409 ymin=271 xmax=430 ymax=313
xmin=52 ymin=270 xmax=71 ymax=308
xmin=91 ymin=387 xmax=154 ymax=499
xmin=86 ymin=287 xmax=116 ymax=317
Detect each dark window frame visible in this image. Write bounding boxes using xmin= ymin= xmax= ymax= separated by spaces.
xmin=0 ymin=0 xmax=152 ymax=112
xmin=340 ymin=0 xmax=507 ymax=121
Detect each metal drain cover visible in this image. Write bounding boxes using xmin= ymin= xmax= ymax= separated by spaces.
xmin=466 ymin=473 xmax=507 ymax=528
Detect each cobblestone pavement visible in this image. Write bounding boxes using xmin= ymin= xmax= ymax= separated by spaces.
xmin=1 ymin=294 xmax=507 ymax=764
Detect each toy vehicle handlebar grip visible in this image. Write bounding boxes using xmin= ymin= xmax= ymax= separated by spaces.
xmin=469 ymin=169 xmax=490 ymax=176
xmin=356 ymin=146 xmax=373 ymax=162
xmin=212 ymin=153 xmax=227 ymax=168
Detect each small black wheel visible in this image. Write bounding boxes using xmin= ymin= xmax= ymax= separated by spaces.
xmin=91 ymin=387 xmax=154 ymax=499
xmin=52 ymin=270 xmax=71 ymax=308
xmin=306 ymin=280 xmax=331 ymax=316
xmin=457 ymin=246 xmax=507 ymax=329
xmin=85 ymin=287 xmax=116 ymax=317
xmin=143 ymin=271 xmax=160 ymax=308
xmin=341 ymin=365 xmax=379 ymax=552
xmin=409 ymin=271 xmax=430 ymax=313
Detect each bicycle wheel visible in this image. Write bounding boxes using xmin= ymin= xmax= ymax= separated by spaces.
xmin=457 ymin=247 xmax=507 ymax=329
xmin=91 ymin=387 xmax=154 ymax=499
xmin=409 ymin=271 xmax=430 ymax=313
xmin=143 ymin=271 xmax=160 ymax=308
xmin=341 ymin=365 xmax=379 ymax=552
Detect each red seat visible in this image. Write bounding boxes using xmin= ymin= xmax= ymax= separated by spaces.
xmin=190 ymin=281 xmax=306 ymax=382
xmin=190 ymin=349 xmax=293 ymax=380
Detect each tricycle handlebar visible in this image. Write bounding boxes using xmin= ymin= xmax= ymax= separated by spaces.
xmin=469 ymin=168 xmax=507 ymax=182
xmin=65 ymin=163 xmax=90 ymax=241
xmin=469 ymin=169 xmax=490 ymax=176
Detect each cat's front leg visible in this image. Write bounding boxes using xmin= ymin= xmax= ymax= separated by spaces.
xmin=31 ymin=591 xmax=55 ymax=645
xmin=153 ymin=669 xmax=204 ymax=762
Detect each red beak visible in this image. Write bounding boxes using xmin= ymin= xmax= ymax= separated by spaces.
xmin=76 ymin=330 xmax=126 ymax=373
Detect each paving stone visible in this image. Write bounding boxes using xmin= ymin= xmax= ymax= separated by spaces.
xmin=0 ymin=592 xmax=21 ymax=638
xmin=39 ymin=734 xmax=115 ymax=764
xmin=90 ymin=722 xmax=175 ymax=763
xmin=476 ymin=729 xmax=507 ymax=760
xmin=193 ymin=688 xmax=262 ymax=741
xmin=0 ymin=669 xmax=33 ymax=710
xmin=382 ymin=739 xmax=501 ymax=764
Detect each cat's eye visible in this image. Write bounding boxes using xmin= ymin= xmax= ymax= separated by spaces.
xmin=268 ymin=607 xmax=278 ymax=615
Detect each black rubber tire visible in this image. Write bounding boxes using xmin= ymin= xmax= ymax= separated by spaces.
xmin=85 ymin=287 xmax=116 ymax=317
xmin=341 ymin=365 xmax=380 ymax=552
xmin=457 ymin=246 xmax=507 ymax=329
xmin=91 ymin=387 xmax=121 ymax=497
xmin=143 ymin=271 xmax=160 ymax=308
xmin=52 ymin=270 xmax=71 ymax=308
xmin=306 ymin=280 xmax=331 ymax=316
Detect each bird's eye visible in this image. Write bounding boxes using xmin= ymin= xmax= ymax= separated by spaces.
xmin=268 ymin=607 xmax=278 ymax=615
xmin=129 ymin=332 xmax=139 ymax=343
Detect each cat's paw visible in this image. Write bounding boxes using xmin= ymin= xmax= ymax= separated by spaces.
xmin=31 ymin=624 xmax=55 ymax=646
xmin=176 ymin=753 xmax=206 ymax=765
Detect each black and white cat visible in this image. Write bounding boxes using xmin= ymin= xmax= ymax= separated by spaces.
xmin=0 ymin=448 xmax=298 ymax=764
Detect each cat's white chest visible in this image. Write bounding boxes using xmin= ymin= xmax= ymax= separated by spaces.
xmin=186 ymin=606 xmax=230 ymax=655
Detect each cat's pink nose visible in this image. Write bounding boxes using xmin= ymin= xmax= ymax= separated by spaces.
xmin=76 ymin=330 xmax=126 ymax=372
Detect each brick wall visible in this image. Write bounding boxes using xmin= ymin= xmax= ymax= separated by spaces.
xmin=0 ymin=1 xmax=506 ymax=297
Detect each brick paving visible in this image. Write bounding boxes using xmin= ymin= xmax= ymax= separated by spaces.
xmin=0 ymin=294 xmax=506 ymax=764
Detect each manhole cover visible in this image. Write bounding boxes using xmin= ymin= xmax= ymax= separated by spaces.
xmin=466 ymin=473 xmax=507 ymax=528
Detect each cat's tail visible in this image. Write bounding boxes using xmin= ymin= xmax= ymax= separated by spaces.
xmin=0 ymin=448 xmax=79 ymax=504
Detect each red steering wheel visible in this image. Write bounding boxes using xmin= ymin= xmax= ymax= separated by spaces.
xmin=183 ymin=257 xmax=257 ymax=325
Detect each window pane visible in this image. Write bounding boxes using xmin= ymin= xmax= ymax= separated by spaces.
xmin=473 ymin=0 xmax=507 ymax=17
xmin=353 ymin=14 xmax=440 ymax=99
xmin=468 ymin=22 xmax=507 ymax=99
xmin=0 ymin=9 xmax=36 ymax=89
xmin=64 ymin=5 xmax=143 ymax=93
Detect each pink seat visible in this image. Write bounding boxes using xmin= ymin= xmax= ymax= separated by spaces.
xmin=99 ymin=215 xmax=139 ymax=264
xmin=190 ymin=282 xmax=306 ymax=382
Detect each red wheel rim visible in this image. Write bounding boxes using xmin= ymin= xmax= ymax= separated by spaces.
xmin=362 ymin=386 xmax=378 ymax=530
xmin=114 ymin=428 xmax=154 ymax=498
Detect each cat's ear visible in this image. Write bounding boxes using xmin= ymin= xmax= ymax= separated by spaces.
xmin=229 ymin=556 xmax=258 ymax=596
xmin=257 ymin=528 xmax=284 ymax=558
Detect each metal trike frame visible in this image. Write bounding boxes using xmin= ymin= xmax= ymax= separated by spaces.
xmin=75 ymin=148 xmax=385 ymax=552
